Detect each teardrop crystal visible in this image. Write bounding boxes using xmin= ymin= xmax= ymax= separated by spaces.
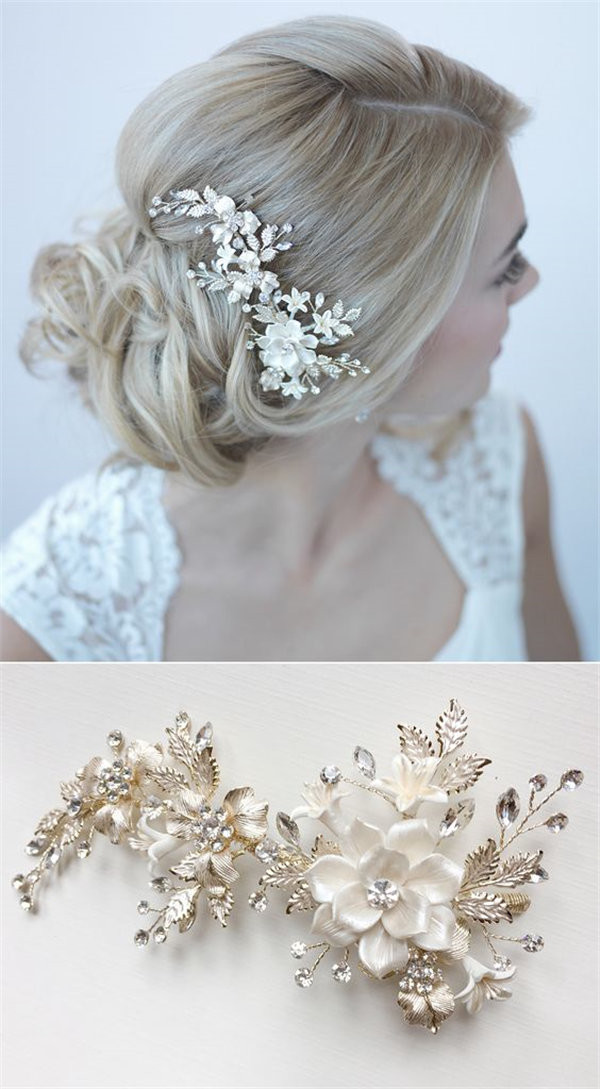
xmin=353 ymin=746 xmax=376 ymax=780
xmin=496 ymin=787 xmax=520 ymax=828
xmin=528 ymin=774 xmax=547 ymax=792
xmin=175 ymin=711 xmax=190 ymax=729
xmin=276 ymin=811 xmax=301 ymax=846
xmin=560 ymin=769 xmax=584 ymax=790
xmin=438 ymin=797 xmax=476 ymax=838
xmin=545 ymin=813 xmax=568 ymax=833
xmin=195 ymin=722 xmax=213 ymax=750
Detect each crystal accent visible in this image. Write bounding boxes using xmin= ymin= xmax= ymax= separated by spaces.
xmin=141 ymin=795 xmax=163 ymax=817
xmin=134 ymin=929 xmax=149 ymax=947
xmin=67 ymin=797 xmax=83 ymax=815
xmin=397 ymin=949 xmax=437 ymax=994
xmin=545 ymin=813 xmax=568 ymax=833
xmin=294 ymin=968 xmax=314 ymax=988
xmin=137 ymin=900 xmax=150 ymax=914
xmin=153 ymin=926 xmax=167 ymax=943
xmin=438 ymin=798 xmax=475 ymax=838
xmin=12 ymin=874 xmax=26 ymax=890
xmin=529 ymin=774 xmax=547 ymax=792
xmin=150 ymin=877 xmax=169 ymax=892
xmin=366 ymin=879 xmax=399 ymax=909
xmin=248 ymin=891 xmax=268 ymax=912
xmin=44 ymin=846 xmax=62 ymax=868
xmin=194 ymin=722 xmax=213 ymax=750
xmin=76 ymin=841 xmax=91 ymax=858
xmin=25 ymin=838 xmax=44 ymax=856
xmin=520 ymin=933 xmax=544 ymax=952
xmin=97 ymin=761 xmax=132 ymax=801
xmin=353 ymin=746 xmax=376 ymax=780
xmin=528 ymin=866 xmax=549 ymax=883
xmin=175 ymin=712 xmax=190 ymax=728
xmin=561 ymin=769 xmax=584 ymax=790
xmin=290 ymin=941 xmax=308 ymax=959
xmin=276 ymin=811 xmax=301 ymax=846
xmin=320 ymin=765 xmax=341 ymax=785
xmin=107 ymin=730 xmax=123 ymax=749
xmin=20 ymin=894 xmax=32 ymax=912
xmin=496 ymin=787 xmax=520 ymax=828
xmin=332 ymin=962 xmax=352 ymax=983
xmin=493 ymin=955 xmax=512 ymax=971
xmin=255 ymin=838 xmax=279 ymax=863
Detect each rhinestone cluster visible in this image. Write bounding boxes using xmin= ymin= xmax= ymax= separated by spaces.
xmin=397 ymin=950 xmax=442 ymax=995
xmin=96 ymin=760 xmax=133 ymax=802
xmin=189 ymin=806 xmax=234 ymax=852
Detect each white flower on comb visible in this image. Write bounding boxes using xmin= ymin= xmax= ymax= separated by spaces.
xmin=148 ymin=185 xmax=370 ymax=400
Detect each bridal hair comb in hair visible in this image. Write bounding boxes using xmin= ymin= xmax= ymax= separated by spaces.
xmin=148 ymin=185 xmax=370 ymax=400
xmin=13 ymin=703 xmax=584 ymax=1034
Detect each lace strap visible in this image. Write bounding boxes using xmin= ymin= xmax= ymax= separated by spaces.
xmin=370 ymin=391 xmax=526 ymax=589
xmin=1 ymin=463 xmax=181 ymax=661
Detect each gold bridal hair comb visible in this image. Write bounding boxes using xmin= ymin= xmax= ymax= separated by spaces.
xmin=147 ymin=185 xmax=370 ymax=401
xmin=13 ymin=703 xmax=583 ymax=1035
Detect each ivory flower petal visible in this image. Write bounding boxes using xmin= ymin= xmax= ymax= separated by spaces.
xmin=331 ymin=882 xmax=382 ymax=933
xmin=357 ymin=845 xmax=410 ymax=888
xmin=454 ymin=954 xmax=516 ymax=1014
xmin=381 ymin=889 xmax=431 ymax=940
xmin=375 ymin=753 xmax=449 ymax=813
xmin=358 ymin=925 xmax=409 ymax=978
xmin=403 ymin=854 xmax=464 ymax=903
xmin=385 ymin=819 xmax=437 ymax=864
xmin=411 ymin=904 xmax=457 ymax=950
xmin=339 ymin=818 xmax=384 ymax=864
xmin=311 ymin=902 xmax=360 ymax=947
xmin=306 ymin=855 xmax=358 ymax=903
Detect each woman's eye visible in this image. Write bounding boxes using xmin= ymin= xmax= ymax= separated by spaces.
xmin=493 ymin=250 xmax=529 ymax=287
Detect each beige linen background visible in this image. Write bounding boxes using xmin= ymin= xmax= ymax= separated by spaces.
xmin=2 ymin=661 xmax=598 ymax=1088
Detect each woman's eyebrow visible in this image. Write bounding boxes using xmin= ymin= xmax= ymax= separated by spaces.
xmin=494 ymin=220 xmax=528 ymax=264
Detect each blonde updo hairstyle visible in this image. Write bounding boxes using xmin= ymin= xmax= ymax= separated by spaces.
xmin=19 ymin=15 xmax=532 ymax=486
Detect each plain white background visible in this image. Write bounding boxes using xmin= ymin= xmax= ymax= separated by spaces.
xmin=2 ymin=661 xmax=598 ymax=1088
xmin=1 ymin=1 xmax=598 ymax=659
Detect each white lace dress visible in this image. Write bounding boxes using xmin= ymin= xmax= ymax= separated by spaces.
xmin=0 ymin=389 xmax=527 ymax=661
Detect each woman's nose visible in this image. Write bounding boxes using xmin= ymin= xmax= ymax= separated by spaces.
xmin=509 ymin=262 xmax=540 ymax=304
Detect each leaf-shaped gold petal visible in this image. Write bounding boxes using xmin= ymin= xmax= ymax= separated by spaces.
xmin=163 ymin=887 xmax=199 ymax=930
xmin=494 ymin=851 xmax=543 ymax=888
xmin=435 ymin=699 xmax=469 ymax=757
xmin=397 ymin=982 xmax=455 ymax=1033
xmin=461 ymin=838 xmax=500 ymax=889
xmin=455 ymin=891 xmax=513 ymax=924
xmin=448 ymin=920 xmax=471 ymax=960
xmin=438 ymin=754 xmax=491 ymax=793
xmin=285 ymin=880 xmax=318 ymax=914
xmin=192 ymin=749 xmax=220 ymax=796
xmin=332 ymin=300 xmax=344 ymax=318
xmin=169 ymin=852 xmax=209 ymax=882
xmin=35 ymin=808 xmax=67 ymax=836
xmin=253 ymin=304 xmax=280 ymax=324
xmin=60 ymin=778 xmax=85 ymax=803
xmin=208 ymin=888 xmax=234 ymax=927
xmin=59 ymin=819 xmax=84 ymax=846
xmin=332 ymin=322 xmax=353 ymax=337
xmin=166 ymin=726 xmax=198 ymax=773
xmin=343 ymin=307 xmax=362 ymax=321
xmin=261 ymin=853 xmax=311 ymax=888
xmin=147 ymin=765 xmax=188 ymax=792
xmin=397 ymin=723 xmax=435 ymax=760
xmin=173 ymin=788 xmax=208 ymax=818
xmin=209 ymin=851 xmax=240 ymax=886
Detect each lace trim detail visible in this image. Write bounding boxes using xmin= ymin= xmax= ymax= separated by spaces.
xmin=1 ymin=462 xmax=181 ymax=661
xmin=370 ymin=391 xmax=525 ymax=589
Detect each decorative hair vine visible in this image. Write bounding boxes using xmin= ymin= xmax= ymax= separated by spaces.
xmin=147 ymin=185 xmax=370 ymax=400
xmin=13 ymin=703 xmax=583 ymax=1035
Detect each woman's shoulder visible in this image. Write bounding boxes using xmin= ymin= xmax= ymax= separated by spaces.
xmin=1 ymin=459 xmax=180 ymax=661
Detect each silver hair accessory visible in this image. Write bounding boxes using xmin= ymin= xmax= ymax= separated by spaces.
xmin=148 ymin=185 xmax=370 ymax=401
xmin=12 ymin=701 xmax=584 ymax=1036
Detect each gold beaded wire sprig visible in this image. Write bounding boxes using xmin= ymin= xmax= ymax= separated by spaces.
xmin=12 ymin=713 xmax=271 ymax=944
xmin=246 ymin=699 xmax=585 ymax=1034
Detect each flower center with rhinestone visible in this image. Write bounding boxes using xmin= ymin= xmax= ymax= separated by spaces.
xmin=96 ymin=760 xmax=133 ymax=802
xmin=366 ymin=878 xmax=400 ymax=909
xmin=190 ymin=806 xmax=234 ymax=852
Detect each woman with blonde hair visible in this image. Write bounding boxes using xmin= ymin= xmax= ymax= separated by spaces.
xmin=0 ymin=14 xmax=580 ymax=662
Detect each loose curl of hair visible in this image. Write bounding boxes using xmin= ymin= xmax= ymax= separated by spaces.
xmin=19 ymin=14 xmax=533 ymax=487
